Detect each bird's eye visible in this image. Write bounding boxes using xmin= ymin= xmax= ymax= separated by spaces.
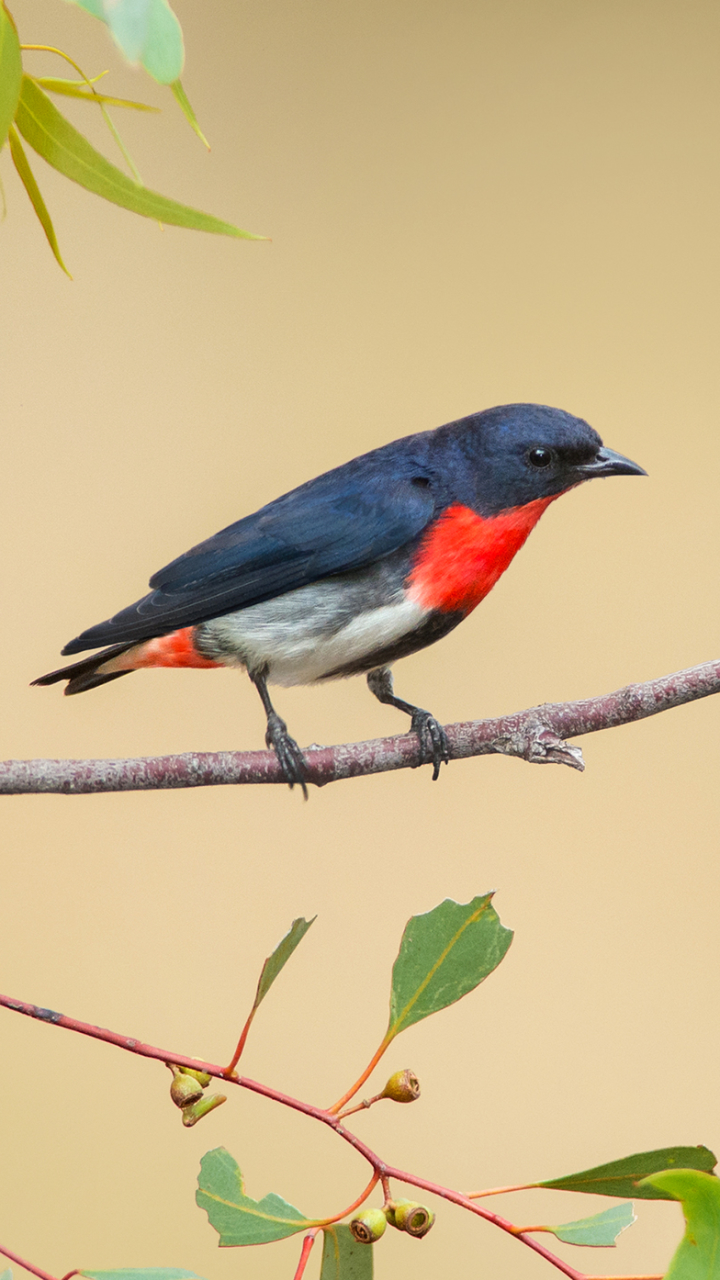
xmin=527 ymin=447 xmax=554 ymax=469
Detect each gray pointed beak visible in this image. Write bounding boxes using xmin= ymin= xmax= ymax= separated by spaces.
xmin=576 ymin=446 xmax=647 ymax=479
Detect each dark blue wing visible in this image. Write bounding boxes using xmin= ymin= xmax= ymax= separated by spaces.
xmin=62 ymin=450 xmax=437 ymax=654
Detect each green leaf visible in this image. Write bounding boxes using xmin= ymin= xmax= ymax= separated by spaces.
xmin=545 ymin=1202 xmax=636 ymax=1247
xmin=254 ymin=917 xmax=316 ymax=1010
xmin=387 ymin=894 xmax=513 ymax=1039
xmin=81 ymin=1272 xmax=205 ymax=1280
xmin=15 ymin=78 xmax=263 ymax=239
xmin=35 ymin=78 xmax=159 ymax=111
xmin=641 ymin=1170 xmax=720 ymax=1279
xmin=321 ymin=1226 xmax=373 ymax=1280
xmin=65 ymin=0 xmax=184 ymax=84
xmin=0 ymin=1269 xmax=12 ymax=1280
xmin=196 ymin=1148 xmax=313 ymax=1246
xmin=540 ymin=1146 xmax=717 ymax=1200
xmin=170 ymin=81 xmax=209 ymax=148
xmin=8 ymin=125 xmax=71 ymax=276
xmin=0 ymin=3 xmax=22 ymax=151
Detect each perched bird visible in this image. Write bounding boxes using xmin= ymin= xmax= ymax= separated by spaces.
xmin=34 ymin=404 xmax=645 ymax=793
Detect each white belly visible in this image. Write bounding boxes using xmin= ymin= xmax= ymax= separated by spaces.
xmin=197 ymin=577 xmax=428 ymax=686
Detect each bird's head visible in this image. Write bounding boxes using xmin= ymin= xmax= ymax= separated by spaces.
xmin=451 ymin=403 xmax=646 ymax=516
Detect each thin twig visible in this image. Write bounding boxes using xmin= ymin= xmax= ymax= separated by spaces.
xmin=5 ymin=658 xmax=720 ymax=794
xmin=292 ymin=1231 xmax=318 ymax=1280
xmin=0 ymin=1243 xmax=59 ymax=1280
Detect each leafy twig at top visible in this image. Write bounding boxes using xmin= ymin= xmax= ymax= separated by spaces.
xmin=5 ymin=657 xmax=720 ymax=794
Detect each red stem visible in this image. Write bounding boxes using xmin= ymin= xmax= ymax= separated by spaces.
xmin=0 ymin=1244 xmax=59 ymax=1280
xmin=0 ymin=991 xmax=627 ymax=1280
xmin=292 ymin=1231 xmax=318 ymax=1280
xmin=224 ymin=1006 xmax=256 ymax=1076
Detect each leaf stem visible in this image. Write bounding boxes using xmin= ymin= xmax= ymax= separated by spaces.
xmin=316 ymin=1172 xmax=380 ymax=1225
xmin=292 ymin=1231 xmax=318 ymax=1280
xmin=224 ymin=1006 xmax=257 ymax=1076
xmin=0 ymin=1243 xmax=59 ymax=1280
xmin=467 ymin=1182 xmax=538 ymax=1198
xmin=327 ymin=1032 xmax=393 ymax=1114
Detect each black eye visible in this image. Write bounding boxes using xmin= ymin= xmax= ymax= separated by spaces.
xmin=412 ymin=476 xmax=431 ymax=487
xmin=527 ymin=447 xmax=554 ymax=469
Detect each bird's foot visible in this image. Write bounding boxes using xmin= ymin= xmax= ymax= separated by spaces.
xmin=409 ymin=708 xmax=450 ymax=781
xmin=265 ymin=712 xmax=309 ymax=798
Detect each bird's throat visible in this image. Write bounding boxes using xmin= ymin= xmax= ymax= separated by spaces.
xmin=408 ymin=497 xmax=556 ymax=615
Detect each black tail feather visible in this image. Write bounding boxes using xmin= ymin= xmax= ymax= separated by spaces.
xmin=32 ymin=643 xmax=136 ymax=695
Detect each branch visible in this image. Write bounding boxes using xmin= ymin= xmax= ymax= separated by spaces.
xmin=0 ymin=991 xmax=655 ymax=1280
xmin=4 ymin=659 xmax=719 ymax=794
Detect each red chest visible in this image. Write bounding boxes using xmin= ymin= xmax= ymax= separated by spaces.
xmin=407 ymin=498 xmax=555 ymax=615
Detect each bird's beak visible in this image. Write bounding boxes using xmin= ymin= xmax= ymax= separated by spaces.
xmin=576 ymin=446 xmax=647 ymax=478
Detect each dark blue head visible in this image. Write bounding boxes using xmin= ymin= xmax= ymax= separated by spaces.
xmin=433 ymin=403 xmax=645 ymax=516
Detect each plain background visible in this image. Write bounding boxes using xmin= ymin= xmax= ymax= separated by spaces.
xmin=2 ymin=1 xmax=720 ymax=1277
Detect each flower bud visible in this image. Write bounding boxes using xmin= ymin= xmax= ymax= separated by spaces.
xmin=170 ymin=1070 xmax=204 ymax=1109
xmin=178 ymin=1066 xmax=212 ymax=1088
xmin=181 ymin=1093 xmax=227 ymax=1127
xmin=380 ymin=1069 xmax=420 ymax=1104
xmin=349 ymin=1208 xmax=388 ymax=1244
xmin=393 ymin=1201 xmax=435 ymax=1237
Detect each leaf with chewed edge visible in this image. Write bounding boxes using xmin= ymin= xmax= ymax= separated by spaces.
xmin=542 ymin=1202 xmax=636 ymax=1247
xmin=196 ymin=1147 xmax=314 ymax=1245
xmin=321 ymin=1226 xmax=373 ymax=1280
xmin=641 ymin=1169 xmax=720 ymax=1279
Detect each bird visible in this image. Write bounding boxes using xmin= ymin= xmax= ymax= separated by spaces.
xmin=34 ymin=403 xmax=645 ymax=794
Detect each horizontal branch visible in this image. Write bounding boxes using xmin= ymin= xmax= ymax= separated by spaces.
xmin=0 ymin=990 xmax=591 ymax=1280
xmin=3 ymin=658 xmax=719 ymax=795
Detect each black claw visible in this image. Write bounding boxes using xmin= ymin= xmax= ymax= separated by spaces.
xmin=265 ymin=712 xmax=309 ymax=799
xmin=410 ymin=709 xmax=450 ymax=781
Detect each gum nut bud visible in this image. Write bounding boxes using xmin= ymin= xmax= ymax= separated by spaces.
xmin=178 ymin=1066 xmax=212 ymax=1088
xmin=384 ymin=1198 xmax=411 ymax=1228
xmin=394 ymin=1201 xmax=435 ymax=1238
xmin=349 ymin=1208 xmax=388 ymax=1244
xmin=381 ymin=1069 xmax=420 ymax=1103
xmin=181 ymin=1093 xmax=227 ymax=1127
xmin=170 ymin=1072 xmax=204 ymax=1108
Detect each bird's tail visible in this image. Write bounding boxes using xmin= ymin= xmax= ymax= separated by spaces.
xmin=32 ymin=626 xmax=223 ymax=694
xmin=32 ymin=643 xmax=138 ymax=695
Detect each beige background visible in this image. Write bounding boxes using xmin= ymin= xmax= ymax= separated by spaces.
xmin=2 ymin=1 xmax=720 ymax=1277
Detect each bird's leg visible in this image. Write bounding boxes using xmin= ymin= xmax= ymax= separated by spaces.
xmin=367 ymin=666 xmax=449 ymax=781
xmin=249 ymin=668 xmax=308 ymax=798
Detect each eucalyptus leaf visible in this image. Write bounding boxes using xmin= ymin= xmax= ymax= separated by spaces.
xmin=546 ymin=1202 xmax=636 ymax=1247
xmin=8 ymin=126 xmax=71 ymax=276
xmin=196 ymin=1147 xmax=313 ymax=1246
xmin=254 ymin=917 xmax=316 ymax=1010
xmin=641 ymin=1170 xmax=720 ymax=1279
xmin=321 ymin=1226 xmax=373 ymax=1279
xmin=15 ymin=78 xmax=263 ymax=240
xmin=170 ymin=81 xmax=209 ymax=148
xmin=35 ymin=78 xmax=158 ymax=111
xmin=65 ymin=0 xmax=184 ymax=83
xmin=81 ymin=1271 xmax=204 ymax=1280
xmin=387 ymin=894 xmax=512 ymax=1039
xmin=0 ymin=3 xmax=22 ymax=151
xmin=540 ymin=1146 xmax=717 ymax=1200
xmin=0 ymin=1269 xmax=11 ymax=1280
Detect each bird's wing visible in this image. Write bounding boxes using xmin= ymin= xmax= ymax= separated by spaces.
xmin=62 ymin=467 xmax=436 ymax=653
